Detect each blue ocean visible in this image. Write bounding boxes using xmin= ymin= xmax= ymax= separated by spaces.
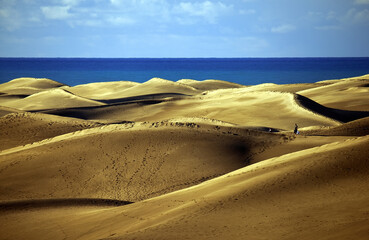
xmin=0 ymin=58 xmax=368 ymax=86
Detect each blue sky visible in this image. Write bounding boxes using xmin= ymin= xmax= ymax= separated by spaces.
xmin=0 ymin=0 xmax=369 ymax=57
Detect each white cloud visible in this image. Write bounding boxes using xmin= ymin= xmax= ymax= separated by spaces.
xmin=110 ymin=0 xmax=168 ymax=9
xmin=107 ymin=16 xmax=136 ymax=25
xmin=239 ymin=9 xmax=256 ymax=15
xmin=314 ymin=25 xmax=341 ymax=31
xmin=354 ymin=0 xmax=369 ymax=4
xmin=61 ymin=0 xmax=83 ymax=6
xmin=271 ymin=24 xmax=296 ymax=33
xmin=175 ymin=17 xmax=197 ymax=25
xmin=41 ymin=6 xmax=72 ymax=20
xmin=344 ymin=8 xmax=369 ymax=23
xmin=110 ymin=0 xmax=170 ymax=20
xmin=0 ymin=9 xmax=10 ymax=19
xmin=311 ymin=8 xmax=369 ymax=31
xmin=353 ymin=9 xmax=369 ymax=22
xmin=175 ymin=1 xmax=233 ymax=24
xmin=0 ymin=7 xmax=23 ymax=31
xmin=110 ymin=0 xmax=122 ymax=5
xmin=93 ymin=0 xmax=234 ymax=26
xmin=326 ymin=11 xmax=337 ymax=20
xmin=70 ymin=15 xmax=136 ymax=27
xmin=72 ymin=19 xmax=103 ymax=27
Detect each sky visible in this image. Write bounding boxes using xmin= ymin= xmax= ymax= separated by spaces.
xmin=0 ymin=0 xmax=369 ymax=57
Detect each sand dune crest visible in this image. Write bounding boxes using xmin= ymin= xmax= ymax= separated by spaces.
xmin=62 ymin=81 xmax=140 ymax=99
xmin=0 ymin=77 xmax=66 ymax=95
xmin=177 ymin=79 xmax=244 ymax=91
xmin=302 ymin=116 xmax=369 ymax=136
xmin=1 ymin=88 xmax=105 ymax=111
xmin=98 ymin=77 xmax=201 ymax=99
xmin=298 ymin=75 xmax=369 ymax=111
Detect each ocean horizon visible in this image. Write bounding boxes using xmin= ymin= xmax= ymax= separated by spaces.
xmin=1 ymin=57 xmax=369 ymax=86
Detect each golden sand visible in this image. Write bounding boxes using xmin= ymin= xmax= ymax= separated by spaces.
xmin=0 ymin=75 xmax=368 ymax=240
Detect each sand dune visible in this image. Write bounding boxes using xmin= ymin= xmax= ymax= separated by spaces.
xmin=65 ymin=78 xmax=240 ymax=101
xmin=41 ymin=90 xmax=342 ymax=129
xmin=0 ymin=112 xmax=101 ymax=150
xmin=0 ymin=74 xmax=368 ymax=240
xmin=86 ymin=77 xmax=201 ymax=100
xmin=298 ymin=75 xmax=369 ymax=111
xmin=0 ymin=94 xmax=28 ymax=108
xmin=301 ymin=116 xmax=369 ymax=136
xmin=0 ymin=77 xmax=66 ymax=95
xmin=177 ymin=79 xmax=244 ymax=91
xmin=0 ymin=122 xmax=287 ymax=202
xmin=0 ymin=78 xmax=63 ymax=109
xmin=62 ymin=81 xmax=140 ymax=99
xmin=0 ymin=88 xmax=105 ymax=111
xmin=1 ymin=134 xmax=368 ymax=240
xmin=243 ymin=82 xmax=329 ymax=93
xmin=0 ymin=105 xmax=22 ymax=117
xmin=295 ymin=94 xmax=369 ymax=123
xmin=112 ymin=134 xmax=369 ymax=240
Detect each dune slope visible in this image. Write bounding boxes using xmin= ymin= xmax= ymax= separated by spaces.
xmin=1 ymin=88 xmax=105 ymax=111
xmin=243 ymin=82 xmax=330 ymax=93
xmin=0 ymin=112 xmax=101 ymax=150
xmin=1 ymin=134 xmax=368 ymax=240
xmin=301 ymin=116 xmax=369 ymax=136
xmin=0 ymin=122 xmax=286 ymax=202
xmin=177 ymin=79 xmax=244 ymax=91
xmin=0 ymin=77 xmax=66 ymax=95
xmin=0 ymin=105 xmax=22 ymax=117
xmin=62 ymin=81 xmax=140 ymax=100
xmin=298 ymin=75 xmax=369 ymax=111
xmin=118 ymin=135 xmax=369 ymax=240
xmin=295 ymin=94 xmax=369 ymax=123
xmin=41 ymin=90 xmax=342 ymax=129
xmin=97 ymin=78 xmax=200 ymax=99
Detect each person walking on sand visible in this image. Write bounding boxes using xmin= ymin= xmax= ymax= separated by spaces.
xmin=294 ymin=123 xmax=299 ymax=134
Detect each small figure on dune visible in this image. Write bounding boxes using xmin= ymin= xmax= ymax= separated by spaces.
xmin=294 ymin=123 xmax=299 ymax=134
